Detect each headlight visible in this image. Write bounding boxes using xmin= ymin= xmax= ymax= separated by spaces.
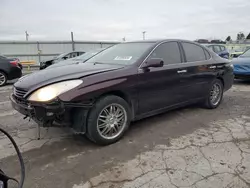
xmin=28 ymin=80 xmax=83 ymax=102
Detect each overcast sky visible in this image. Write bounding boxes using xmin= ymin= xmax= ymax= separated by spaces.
xmin=0 ymin=0 xmax=250 ymax=41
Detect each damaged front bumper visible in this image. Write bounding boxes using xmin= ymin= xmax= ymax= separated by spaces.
xmin=10 ymin=94 xmax=92 ymax=133
xmin=10 ymin=94 xmax=65 ymax=125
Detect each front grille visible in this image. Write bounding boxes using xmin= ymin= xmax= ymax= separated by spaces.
xmin=14 ymin=87 xmax=27 ymax=98
xmin=13 ymin=95 xmax=28 ymax=106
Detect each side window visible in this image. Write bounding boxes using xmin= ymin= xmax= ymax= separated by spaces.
xmin=207 ymin=45 xmax=213 ymax=49
xmin=149 ymin=42 xmax=181 ymax=65
xmin=220 ymin=46 xmax=226 ymax=51
xmin=70 ymin=52 xmax=78 ymax=58
xmin=62 ymin=53 xmax=71 ymax=60
xmin=182 ymin=42 xmax=206 ymax=62
xmin=78 ymin=52 xmax=85 ymax=55
xmin=213 ymin=45 xmax=221 ymax=53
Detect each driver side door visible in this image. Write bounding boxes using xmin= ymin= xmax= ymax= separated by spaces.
xmin=137 ymin=41 xmax=185 ymax=115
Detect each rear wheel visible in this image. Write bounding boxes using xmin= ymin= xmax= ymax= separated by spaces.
xmin=203 ymin=79 xmax=223 ymax=109
xmin=86 ymin=95 xmax=131 ymax=145
xmin=0 ymin=71 xmax=7 ymax=87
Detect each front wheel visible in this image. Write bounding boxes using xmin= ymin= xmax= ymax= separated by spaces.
xmin=203 ymin=79 xmax=224 ymax=109
xmin=86 ymin=95 xmax=131 ymax=145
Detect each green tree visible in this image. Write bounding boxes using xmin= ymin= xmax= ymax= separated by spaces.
xmin=237 ymin=32 xmax=245 ymax=40
xmin=246 ymin=33 xmax=250 ymax=39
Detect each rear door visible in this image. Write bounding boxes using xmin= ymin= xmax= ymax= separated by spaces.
xmin=180 ymin=42 xmax=213 ymax=100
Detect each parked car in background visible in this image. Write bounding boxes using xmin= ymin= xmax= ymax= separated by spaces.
xmin=230 ymin=46 xmax=250 ymax=58
xmin=232 ymin=48 xmax=250 ymax=79
xmin=204 ymin=44 xmax=229 ymax=59
xmin=210 ymin=40 xmax=226 ymax=44
xmin=39 ymin=51 xmax=85 ymax=70
xmin=11 ymin=39 xmax=233 ymax=145
xmin=0 ymin=55 xmax=22 ymax=86
xmin=47 ymin=48 xmax=107 ymax=69
xmin=195 ymin=39 xmax=210 ymax=44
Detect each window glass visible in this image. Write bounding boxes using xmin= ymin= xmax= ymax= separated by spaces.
xmin=78 ymin=52 xmax=85 ymax=55
xmin=63 ymin=54 xmax=71 ymax=59
xmin=70 ymin=52 xmax=78 ymax=58
xmin=213 ymin=45 xmax=221 ymax=53
xmin=149 ymin=42 xmax=181 ymax=65
xmin=86 ymin=43 xmax=154 ymax=65
xmin=182 ymin=42 xmax=206 ymax=62
xmin=220 ymin=46 xmax=226 ymax=51
xmin=241 ymin=49 xmax=250 ymax=57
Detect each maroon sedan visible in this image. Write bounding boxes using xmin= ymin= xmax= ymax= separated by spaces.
xmin=11 ymin=39 xmax=234 ymax=145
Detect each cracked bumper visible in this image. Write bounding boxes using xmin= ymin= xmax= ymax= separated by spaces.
xmin=10 ymin=94 xmax=93 ymax=132
xmin=10 ymin=94 xmax=65 ymax=125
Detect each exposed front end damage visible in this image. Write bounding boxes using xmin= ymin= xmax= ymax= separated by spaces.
xmin=10 ymin=93 xmax=92 ymax=136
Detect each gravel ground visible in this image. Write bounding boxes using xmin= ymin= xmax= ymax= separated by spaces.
xmin=0 ymin=80 xmax=250 ymax=188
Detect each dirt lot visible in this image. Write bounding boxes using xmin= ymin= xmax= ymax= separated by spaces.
xmin=0 ymin=81 xmax=250 ymax=188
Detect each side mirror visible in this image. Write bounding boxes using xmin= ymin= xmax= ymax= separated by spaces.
xmin=141 ymin=58 xmax=164 ymax=69
xmin=63 ymin=56 xmax=68 ymax=60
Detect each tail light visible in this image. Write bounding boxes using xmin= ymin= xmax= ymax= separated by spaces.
xmin=10 ymin=60 xmax=18 ymax=66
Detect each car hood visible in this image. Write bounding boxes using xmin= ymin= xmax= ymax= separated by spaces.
xmin=232 ymin=57 xmax=250 ymax=65
xmin=14 ymin=63 xmax=124 ymax=92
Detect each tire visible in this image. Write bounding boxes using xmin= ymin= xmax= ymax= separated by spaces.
xmin=203 ymin=79 xmax=224 ymax=109
xmin=86 ymin=95 xmax=131 ymax=145
xmin=0 ymin=71 xmax=7 ymax=87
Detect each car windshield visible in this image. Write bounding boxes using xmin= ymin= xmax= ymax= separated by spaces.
xmin=240 ymin=48 xmax=250 ymax=57
xmin=0 ymin=55 xmax=7 ymax=59
xmin=73 ymin=49 xmax=104 ymax=61
xmin=55 ymin=53 xmax=68 ymax=59
xmin=85 ymin=43 xmax=154 ymax=65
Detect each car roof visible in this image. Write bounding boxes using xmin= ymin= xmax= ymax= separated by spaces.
xmin=204 ymin=44 xmax=226 ymax=47
xmin=125 ymin=39 xmax=199 ymax=45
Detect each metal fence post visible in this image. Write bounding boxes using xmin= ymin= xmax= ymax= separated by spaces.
xmin=37 ymin=41 xmax=41 ymax=64
xmin=71 ymin=32 xmax=75 ymax=51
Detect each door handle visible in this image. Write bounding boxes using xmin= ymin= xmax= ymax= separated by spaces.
xmin=177 ymin=70 xmax=187 ymax=73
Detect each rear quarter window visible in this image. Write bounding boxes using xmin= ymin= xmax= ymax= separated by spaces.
xmin=220 ymin=46 xmax=226 ymax=51
xmin=213 ymin=45 xmax=221 ymax=53
xmin=182 ymin=42 xmax=206 ymax=62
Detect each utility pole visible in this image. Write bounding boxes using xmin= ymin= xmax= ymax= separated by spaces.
xmin=142 ymin=31 xmax=146 ymax=40
xmin=25 ymin=31 xmax=29 ymax=41
xmin=71 ymin=31 xmax=75 ymax=51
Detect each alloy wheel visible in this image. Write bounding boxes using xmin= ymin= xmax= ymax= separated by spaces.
xmin=97 ymin=103 xmax=127 ymax=140
xmin=210 ymin=83 xmax=222 ymax=106
xmin=0 ymin=72 xmax=6 ymax=86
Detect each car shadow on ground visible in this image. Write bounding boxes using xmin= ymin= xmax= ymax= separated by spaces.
xmin=234 ymin=79 xmax=250 ymax=85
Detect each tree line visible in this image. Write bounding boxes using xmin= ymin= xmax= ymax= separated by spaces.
xmin=226 ymin=32 xmax=250 ymax=42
